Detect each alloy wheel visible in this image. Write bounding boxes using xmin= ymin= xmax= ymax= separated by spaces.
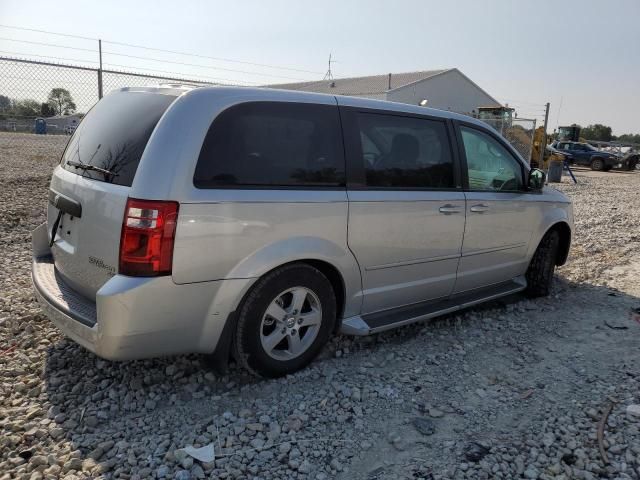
xmin=259 ymin=287 xmax=322 ymax=361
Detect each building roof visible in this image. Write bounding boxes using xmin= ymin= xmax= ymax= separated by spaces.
xmin=269 ymin=69 xmax=452 ymax=96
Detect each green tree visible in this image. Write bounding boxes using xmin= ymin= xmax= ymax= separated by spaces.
xmin=47 ymin=88 xmax=77 ymax=116
xmin=581 ymin=124 xmax=613 ymax=142
xmin=13 ymin=99 xmax=41 ymax=117
xmin=0 ymin=95 xmax=10 ymax=113
xmin=40 ymin=102 xmax=56 ymax=117
xmin=616 ymin=133 xmax=640 ymax=144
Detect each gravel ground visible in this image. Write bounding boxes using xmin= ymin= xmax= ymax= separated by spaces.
xmin=1 ymin=138 xmax=640 ymax=480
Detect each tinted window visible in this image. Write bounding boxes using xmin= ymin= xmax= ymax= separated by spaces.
xmin=194 ymin=102 xmax=344 ymax=188
xmin=461 ymin=126 xmax=523 ymax=191
xmin=62 ymin=91 xmax=176 ymax=187
xmin=355 ymin=113 xmax=454 ymax=189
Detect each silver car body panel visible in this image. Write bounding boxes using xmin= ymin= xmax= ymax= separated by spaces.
xmin=341 ymin=276 xmax=527 ymax=336
xmin=454 ymin=191 xmax=536 ymax=293
xmin=172 ymin=194 xmax=363 ymax=318
xmin=47 ymin=167 xmax=130 ymax=299
xmin=347 ymin=190 xmax=465 ymax=314
xmin=32 ymin=86 xmax=573 ymax=361
xmin=33 ymin=223 xmax=252 ymax=360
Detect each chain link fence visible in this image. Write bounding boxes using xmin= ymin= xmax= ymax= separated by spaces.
xmin=1 ymin=55 xmax=539 ymax=164
xmin=477 ymin=116 xmax=537 ymax=163
xmin=0 ymin=56 xmax=217 ymax=159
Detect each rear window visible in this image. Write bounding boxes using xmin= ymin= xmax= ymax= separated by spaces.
xmin=61 ymin=90 xmax=176 ymax=187
xmin=194 ymin=102 xmax=345 ymax=188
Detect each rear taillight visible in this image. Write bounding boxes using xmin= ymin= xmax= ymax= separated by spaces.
xmin=119 ymin=198 xmax=179 ymax=276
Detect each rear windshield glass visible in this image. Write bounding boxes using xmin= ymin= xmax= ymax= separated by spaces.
xmin=61 ymin=91 xmax=176 ymax=186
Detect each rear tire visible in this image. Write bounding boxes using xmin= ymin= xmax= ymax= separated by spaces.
xmin=591 ymin=157 xmax=604 ymax=171
xmin=525 ymin=230 xmax=560 ymax=298
xmin=235 ymin=263 xmax=336 ymax=378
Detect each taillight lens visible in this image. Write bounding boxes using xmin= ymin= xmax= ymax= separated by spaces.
xmin=119 ymin=198 xmax=179 ymax=276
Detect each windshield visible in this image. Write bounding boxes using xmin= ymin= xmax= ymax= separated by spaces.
xmin=61 ymin=90 xmax=176 ymax=187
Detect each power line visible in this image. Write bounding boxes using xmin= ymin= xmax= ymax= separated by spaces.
xmin=506 ymin=104 xmax=547 ymax=113
xmin=104 ymin=40 xmax=324 ymax=76
xmin=100 ymin=50 xmax=311 ymax=81
xmin=0 ymin=23 xmax=325 ymax=75
xmin=105 ymin=63 xmax=260 ymax=86
xmin=513 ymin=110 xmax=547 ymax=117
xmin=0 ymin=50 xmax=98 ymax=65
xmin=0 ymin=24 xmax=96 ymax=41
xmin=499 ymin=98 xmax=545 ymax=107
xmin=0 ymin=33 xmax=318 ymax=81
xmin=0 ymin=52 xmax=258 ymax=86
xmin=0 ymin=33 xmax=315 ymax=81
xmin=0 ymin=36 xmax=99 ymax=54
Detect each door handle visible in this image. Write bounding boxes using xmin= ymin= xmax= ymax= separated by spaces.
xmin=470 ymin=203 xmax=490 ymax=213
xmin=439 ymin=204 xmax=462 ymax=215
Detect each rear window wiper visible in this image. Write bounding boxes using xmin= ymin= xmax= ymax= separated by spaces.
xmin=66 ymin=160 xmax=118 ymax=177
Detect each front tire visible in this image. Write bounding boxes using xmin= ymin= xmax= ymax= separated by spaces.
xmin=591 ymin=157 xmax=604 ymax=171
xmin=235 ymin=263 xmax=336 ymax=377
xmin=525 ymin=230 xmax=560 ymax=297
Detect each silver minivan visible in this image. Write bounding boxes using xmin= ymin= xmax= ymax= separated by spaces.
xmin=32 ymin=85 xmax=573 ymax=377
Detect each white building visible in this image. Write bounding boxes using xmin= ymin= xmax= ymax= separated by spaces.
xmin=271 ymin=68 xmax=501 ymax=115
xmin=45 ymin=114 xmax=83 ymax=133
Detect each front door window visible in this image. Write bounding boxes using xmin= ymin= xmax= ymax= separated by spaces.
xmin=460 ymin=126 xmax=524 ymax=192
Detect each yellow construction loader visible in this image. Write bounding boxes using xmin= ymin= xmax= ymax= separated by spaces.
xmin=530 ymin=126 xmax=567 ymax=169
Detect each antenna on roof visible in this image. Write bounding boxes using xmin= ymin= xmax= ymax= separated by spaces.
xmin=323 ymin=53 xmax=334 ymax=80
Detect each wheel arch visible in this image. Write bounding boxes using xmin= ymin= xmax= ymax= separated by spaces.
xmin=545 ymin=221 xmax=572 ymax=265
xmin=237 ymin=258 xmax=347 ymax=323
xmin=224 ymin=236 xmax=360 ymax=318
xmin=527 ymin=204 xmax=572 ymax=268
xmin=206 ymin=257 xmax=350 ymax=372
xmin=300 ymin=259 xmax=346 ymax=325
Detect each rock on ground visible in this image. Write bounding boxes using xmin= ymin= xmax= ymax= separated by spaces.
xmin=1 ymin=140 xmax=640 ymax=479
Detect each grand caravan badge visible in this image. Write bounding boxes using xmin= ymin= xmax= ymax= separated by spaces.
xmin=88 ymin=256 xmax=115 ymax=276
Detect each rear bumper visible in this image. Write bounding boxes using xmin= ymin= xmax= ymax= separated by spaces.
xmin=32 ymin=255 xmax=99 ymax=352
xmin=31 ymin=224 xmax=250 ymax=361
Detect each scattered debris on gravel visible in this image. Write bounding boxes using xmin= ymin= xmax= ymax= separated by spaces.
xmin=1 ymin=139 xmax=640 ymax=479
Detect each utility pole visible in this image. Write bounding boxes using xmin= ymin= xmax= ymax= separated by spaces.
xmin=97 ymin=39 xmax=104 ymax=99
xmin=323 ymin=53 xmax=334 ymax=80
xmin=538 ymin=102 xmax=550 ymax=168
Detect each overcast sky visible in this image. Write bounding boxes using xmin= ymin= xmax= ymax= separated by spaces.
xmin=1 ymin=0 xmax=638 ymax=134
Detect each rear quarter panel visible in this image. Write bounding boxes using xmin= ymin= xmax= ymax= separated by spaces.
xmin=171 ymin=190 xmax=362 ymax=318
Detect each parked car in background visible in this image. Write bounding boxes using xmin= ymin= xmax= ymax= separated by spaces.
xmin=550 ymin=141 xmax=620 ymax=171
xmin=32 ymin=86 xmax=573 ymax=377
xmin=621 ymin=151 xmax=639 ymax=170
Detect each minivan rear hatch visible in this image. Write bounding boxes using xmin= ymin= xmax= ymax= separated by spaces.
xmin=48 ymin=88 xmax=178 ymax=299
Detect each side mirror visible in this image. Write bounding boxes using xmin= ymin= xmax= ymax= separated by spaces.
xmin=528 ymin=168 xmax=545 ymax=191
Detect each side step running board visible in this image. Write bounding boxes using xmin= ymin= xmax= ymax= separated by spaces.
xmin=340 ymin=277 xmax=526 ymax=336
